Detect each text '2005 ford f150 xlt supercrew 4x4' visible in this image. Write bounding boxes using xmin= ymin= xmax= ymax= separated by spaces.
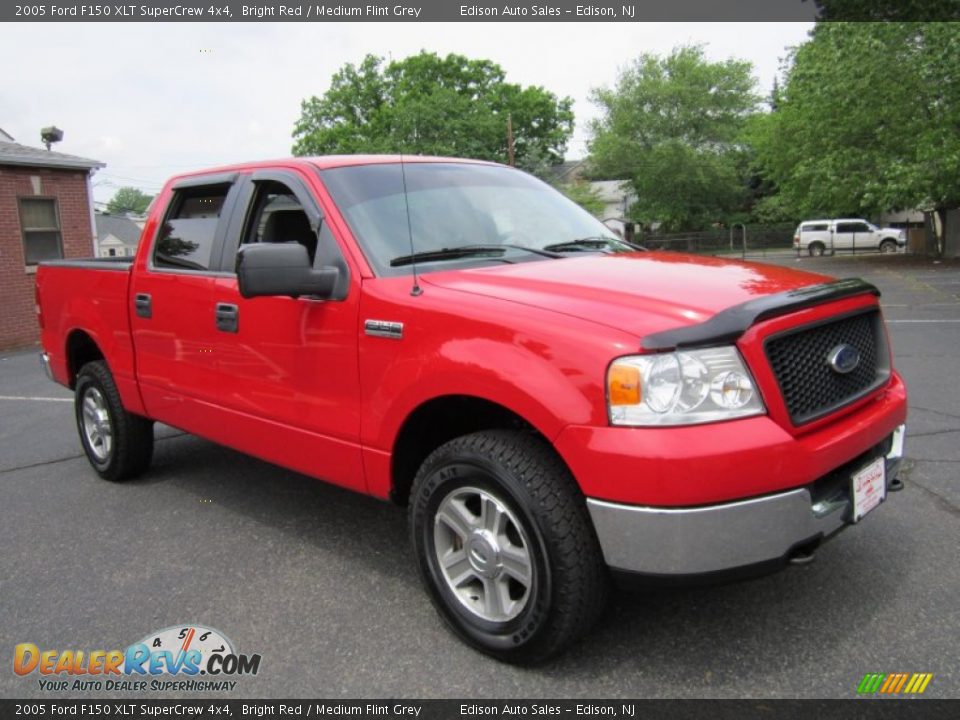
xmin=37 ymin=156 xmax=907 ymax=663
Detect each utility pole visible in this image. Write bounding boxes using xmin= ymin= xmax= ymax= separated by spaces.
xmin=506 ymin=113 xmax=515 ymax=167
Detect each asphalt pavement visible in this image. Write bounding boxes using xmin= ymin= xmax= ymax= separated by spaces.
xmin=1 ymin=252 xmax=957 ymax=699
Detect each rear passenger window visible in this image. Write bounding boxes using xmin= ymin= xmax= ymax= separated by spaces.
xmin=802 ymin=224 xmax=828 ymax=232
xmin=153 ymin=185 xmax=229 ymax=271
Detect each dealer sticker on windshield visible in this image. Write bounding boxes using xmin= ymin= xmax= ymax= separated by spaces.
xmin=852 ymin=456 xmax=886 ymax=522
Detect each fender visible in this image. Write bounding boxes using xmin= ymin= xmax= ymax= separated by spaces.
xmin=356 ymin=278 xmax=636 ymax=498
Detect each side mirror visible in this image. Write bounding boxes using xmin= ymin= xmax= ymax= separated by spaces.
xmin=236 ymin=243 xmax=338 ymax=300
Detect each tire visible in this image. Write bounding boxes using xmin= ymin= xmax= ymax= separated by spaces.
xmin=409 ymin=430 xmax=609 ymax=663
xmin=880 ymin=239 xmax=898 ymax=254
xmin=808 ymin=242 xmax=826 ymax=257
xmin=75 ymin=360 xmax=154 ymax=481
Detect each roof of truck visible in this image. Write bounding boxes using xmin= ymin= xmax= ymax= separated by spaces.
xmin=167 ymin=155 xmax=498 ymax=186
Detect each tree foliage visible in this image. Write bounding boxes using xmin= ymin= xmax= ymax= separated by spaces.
xmin=106 ymin=187 xmax=153 ymax=215
xmin=588 ymin=45 xmax=760 ymax=231
xmin=750 ymin=22 xmax=960 ymax=232
xmin=557 ymin=180 xmax=606 ymax=217
xmin=292 ymin=51 xmax=574 ymax=173
xmin=807 ymin=0 xmax=960 ymax=21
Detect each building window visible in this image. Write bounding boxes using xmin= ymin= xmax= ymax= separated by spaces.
xmin=19 ymin=198 xmax=63 ymax=265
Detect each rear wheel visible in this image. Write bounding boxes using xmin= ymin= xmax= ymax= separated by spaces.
xmin=75 ymin=360 xmax=154 ymax=481
xmin=409 ymin=430 xmax=609 ymax=663
xmin=808 ymin=242 xmax=826 ymax=257
xmin=880 ymin=239 xmax=898 ymax=254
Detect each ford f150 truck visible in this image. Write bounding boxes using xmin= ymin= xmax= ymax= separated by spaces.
xmin=37 ymin=156 xmax=907 ymax=663
xmin=793 ymin=218 xmax=906 ymax=256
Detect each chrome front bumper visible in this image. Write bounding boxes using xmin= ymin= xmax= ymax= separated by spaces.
xmin=39 ymin=351 xmax=53 ymax=381
xmin=587 ymin=425 xmax=906 ymax=576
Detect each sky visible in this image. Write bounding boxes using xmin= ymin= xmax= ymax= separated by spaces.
xmin=0 ymin=22 xmax=814 ymax=206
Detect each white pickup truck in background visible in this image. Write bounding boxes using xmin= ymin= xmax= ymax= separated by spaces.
xmin=794 ymin=219 xmax=906 ymax=256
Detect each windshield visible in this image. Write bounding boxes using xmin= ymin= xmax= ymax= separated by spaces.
xmin=319 ymin=162 xmax=628 ymax=276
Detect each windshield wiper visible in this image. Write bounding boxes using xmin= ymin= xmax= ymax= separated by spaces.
xmin=543 ymin=236 xmax=646 ymax=253
xmin=390 ymin=244 xmax=560 ymax=267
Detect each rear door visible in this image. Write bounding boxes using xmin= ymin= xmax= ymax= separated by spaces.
xmin=130 ymin=173 xmax=240 ymax=432
xmin=209 ymin=170 xmax=365 ymax=492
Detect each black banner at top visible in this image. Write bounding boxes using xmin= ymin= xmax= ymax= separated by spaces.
xmin=3 ymin=0 xmax=960 ymax=23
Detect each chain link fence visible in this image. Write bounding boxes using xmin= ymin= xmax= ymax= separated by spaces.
xmin=636 ymin=223 xmax=796 ymax=258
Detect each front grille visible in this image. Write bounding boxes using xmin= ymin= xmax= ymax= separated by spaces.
xmin=765 ymin=310 xmax=888 ymax=425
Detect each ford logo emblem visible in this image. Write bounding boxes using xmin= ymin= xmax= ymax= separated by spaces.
xmin=827 ymin=344 xmax=861 ymax=374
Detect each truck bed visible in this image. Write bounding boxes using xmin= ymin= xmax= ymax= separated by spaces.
xmin=36 ymin=257 xmax=142 ymax=414
xmin=41 ymin=257 xmax=134 ymax=271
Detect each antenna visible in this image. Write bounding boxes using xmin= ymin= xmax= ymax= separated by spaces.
xmin=399 ymin=154 xmax=422 ymax=297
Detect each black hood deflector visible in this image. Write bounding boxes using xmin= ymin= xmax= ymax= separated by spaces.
xmin=641 ymin=278 xmax=880 ymax=352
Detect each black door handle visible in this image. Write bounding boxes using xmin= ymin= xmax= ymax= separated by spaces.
xmin=215 ymin=303 xmax=239 ymax=333
xmin=134 ymin=293 xmax=152 ymax=319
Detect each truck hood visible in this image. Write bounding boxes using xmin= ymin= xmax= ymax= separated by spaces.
xmin=422 ymin=252 xmax=833 ymax=338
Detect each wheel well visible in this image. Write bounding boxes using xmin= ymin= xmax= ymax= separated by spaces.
xmin=66 ymin=331 xmax=104 ymax=388
xmin=390 ymin=395 xmax=542 ymax=506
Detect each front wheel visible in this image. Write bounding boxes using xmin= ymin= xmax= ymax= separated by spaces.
xmin=409 ymin=430 xmax=609 ymax=663
xmin=75 ymin=360 xmax=154 ymax=481
xmin=880 ymin=239 xmax=898 ymax=254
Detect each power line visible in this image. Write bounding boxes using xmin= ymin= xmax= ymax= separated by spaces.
xmin=97 ymin=172 xmax=165 ymax=187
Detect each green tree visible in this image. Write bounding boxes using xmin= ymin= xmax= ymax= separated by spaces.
xmin=558 ymin=180 xmax=606 ymax=217
xmin=106 ymin=187 xmax=153 ymax=215
xmin=751 ymin=22 xmax=960 ymax=252
xmin=292 ymin=51 xmax=574 ymax=173
xmin=588 ymin=45 xmax=760 ymax=231
xmin=807 ymin=0 xmax=960 ymax=21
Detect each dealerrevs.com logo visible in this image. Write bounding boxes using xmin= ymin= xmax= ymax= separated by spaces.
xmin=14 ymin=625 xmax=261 ymax=693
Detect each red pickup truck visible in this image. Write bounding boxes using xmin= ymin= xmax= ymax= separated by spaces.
xmin=37 ymin=156 xmax=907 ymax=662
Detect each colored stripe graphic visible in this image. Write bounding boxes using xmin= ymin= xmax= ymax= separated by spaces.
xmin=857 ymin=673 xmax=885 ymax=694
xmin=892 ymin=674 xmax=909 ymax=693
xmin=858 ymin=673 xmax=932 ymax=694
xmin=880 ymin=674 xmax=897 ymax=693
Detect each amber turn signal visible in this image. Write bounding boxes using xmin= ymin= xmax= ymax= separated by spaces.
xmin=608 ymin=363 xmax=641 ymax=406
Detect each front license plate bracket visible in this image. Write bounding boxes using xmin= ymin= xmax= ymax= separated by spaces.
xmin=851 ymin=456 xmax=886 ymax=522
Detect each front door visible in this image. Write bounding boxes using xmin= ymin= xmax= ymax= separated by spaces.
xmin=210 ymin=171 xmax=365 ymax=492
xmin=833 ymin=221 xmax=873 ymax=252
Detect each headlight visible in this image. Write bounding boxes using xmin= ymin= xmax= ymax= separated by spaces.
xmin=607 ymin=346 xmax=765 ymax=426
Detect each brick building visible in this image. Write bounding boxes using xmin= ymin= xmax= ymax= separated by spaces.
xmin=0 ymin=134 xmax=104 ymax=349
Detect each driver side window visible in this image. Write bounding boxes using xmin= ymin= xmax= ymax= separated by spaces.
xmin=242 ymin=181 xmax=316 ymax=263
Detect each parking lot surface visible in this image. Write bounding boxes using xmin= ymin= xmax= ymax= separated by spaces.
xmin=1 ymin=253 xmax=958 ymax=699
